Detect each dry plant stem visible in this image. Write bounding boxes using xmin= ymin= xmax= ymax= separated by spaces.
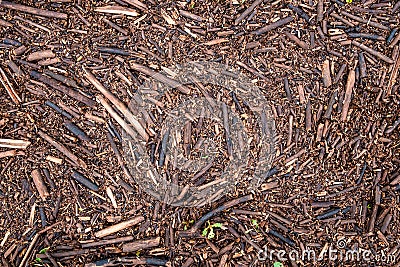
xmin=38 ymin=130 xmax=87 ymax=168
xmin=81 ymin=236 xmax=135 ymax=248
xmin=94 ymin=216 xmax=144 ymax=238
xmin=130 ymin=62 xmax=190 ymax=94
xmin=0 ymin=66 xmax=21 ymax=104
xmin=284 ymin=31 xmax=310 ymax=49
xmin=386 ymin=45 xmax=400 ymax=96
xmin=235 ymin=0 xmax=263 ymax=25
xmin=0 ymin=1 xmax=68 ymax=19
xmin=94 ymin=5 xmax=139 ymax=17
xmin=84 ymin=68 xmax=149 ymax=141
xmin=121 ymin=0 xmax=148 ymax=10
xmin=178 ymin=194 xmax=253 ymax=237
xmin=30 ymin=71 xmax=95 ymax=107
xmin=106 ymin=132 xmax=134 ymax=183
xmin=97 ymin=96 xmax=141 ymax=143
xmin=0 ymin=150 xmax=25 ymax=158
xmin=252 ymin=16 xmax=294 ymax=35
xmin=18 ymin=233 xmax=39 ymax=267
xmin=0 ymin=139 xmax=30 ymax=149
xmin=352 ymin=41 xmax=394 ymax=64
xmin=122 ymin=237 xmax=160 ymax=252
xmin=340 ymin=10 xmax=389 ymax=31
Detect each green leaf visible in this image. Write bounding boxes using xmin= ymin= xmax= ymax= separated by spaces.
xmin=202 ymin=228 xmax=208 ymax=237
xmin=35 ymin=258 xmax=42 ymax=262
xmin=212 ymin=223 xmax=223 ymax=228
xmin=346 ymin=0 xmax=352 ymax=3
xmin=251 ymin=219 xmax=258 ymax=227
xmin=273 ymin=262 xmax=283 ymax=267
xmin=39 ymin=247 xmax=49 ymax=254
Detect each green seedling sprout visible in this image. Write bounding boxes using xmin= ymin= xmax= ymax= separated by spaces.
xmin=202 ymin=221 xmax=226 ymax=239
xmin=273 ymin=262 xmax=283 ymax=267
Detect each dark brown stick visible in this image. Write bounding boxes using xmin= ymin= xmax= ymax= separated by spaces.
xmin=352 ymin=41 xmax=394 ymax=64
xmin=130 ymin=62 xmax=190 ymax=94
xmin=122 ymin=237 xmax=160 ymax=252
xmin=178 ymin=194 xmax=253 ymax=237
xmin=284 ymin=31 xmax=309 ymax=49
xmin=235 ymin=0 xmax=263 ymax=25
xmin=38 ymin=130 xmax=87 ymax=168
xmin=252 ymin=16 xmax=294 ymax=35
xmin=0 ymin=1 xmax=68 ymax=19
xmin=30 ymin=71 xmax=95 ymax=107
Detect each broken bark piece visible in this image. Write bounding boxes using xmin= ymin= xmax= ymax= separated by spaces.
xmin=252 ymin=16 xmax=294 ymax=35
xmin=31 ymin=169 xmax=49 ymax=200
xmin=13 ymin=45 xmax=27 ymax=56
xmin=341 ymin=69 xmax=355 ymax=121
xmin=359 ymin=52 xmax=367 ymax=78
xmin=122 ymin=237 xmax=160 ymax=252
xmin=45 ymin=101 xmax=73 ymax=119
xmin=85 ymin=257 xmax=167 ymax=267
xmin=98 ymin=47 xmax=130 ymax=56
xmin=0 ymin=1 xmax=68 ymax=19
xmin=284 ymin=31 xmax=309 ymax=49
xmin=348 ymin=33 xmax=385 ymax=41
xmin=386 ymin=46 xmax=400 ymax=96
xmin=71 ymin=170 xmax=99 ymax=191
xmin=322 ymin=59 xmax=332 ymax=87
xmin=94 ymin=216 xmax=144 ymax=238
xmin=38 ymin=130 xmax=87 ymax=168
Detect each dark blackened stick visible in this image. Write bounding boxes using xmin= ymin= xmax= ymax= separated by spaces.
xmin=158 ymin=129 xmax=170 ymax=167
xmin=288 ymin=4 xmax=311 ymax=23
xmin=71 ymin=170 xmax=99 ymax=191
xmin=45 ymin=101 xmax=72 ymax=119
xmin=64 ymin=121 xmax=90 ymax=142
xmin=31 ymin=71 xmax=95 ymax=106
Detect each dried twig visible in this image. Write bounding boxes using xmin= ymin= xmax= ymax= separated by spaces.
xmin=0 ymin=1 xmax=68 ymax=19
xmin=178 ymin=194 xmax=253 ymax=237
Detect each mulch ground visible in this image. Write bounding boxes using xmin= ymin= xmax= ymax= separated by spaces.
xmin=0 ymin=0 xmax=399 ymax=266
